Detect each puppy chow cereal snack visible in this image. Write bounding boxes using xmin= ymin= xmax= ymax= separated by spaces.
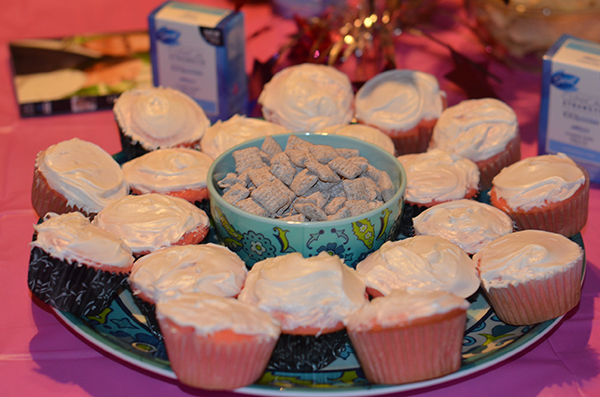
xmin=218 ymin=136 xmax=396 ymax=221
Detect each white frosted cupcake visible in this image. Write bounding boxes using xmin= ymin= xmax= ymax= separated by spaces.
xmin=200 ymin=114 xmax=289 ymax=159
xmin=258 ymin=63 xmax=354 ymax=132
xmin=474 ymin=229 xmax=584 ymax=325
xmin=92 ymin=193 xmax=210 ymax=257
xmin=429 ymin=98 xmax=520 ymax=190
xmin=356 ymin=235 xmax=480 ymax=299
xmin=490 ymin=153 xmax=589 ymax=237
xmin=322 ymin=123 xmax=396 ymax=155
xmin=128 ymin=243 xmax=247 ymax=338
xmin=28 ymin=212 xmax=134 ymax=316
xmin=346 ymin=289 xmax=469 ymax=385
xmin=413 ymin=199 xmax=514 ymax=255
xmin=355 ymin=69 xmax=446 ymax=155
xmin=396 ymin=149 xmax=480 ymax=237
xmin=129 ymin=243 xmax=247 ymax=303
xmin=398 ymin=149 xmax=480 ymax=208
xmin=122 ymin=147 xmax=213 ymax=205
xmin=157 ymin=293 xmax=280 ymax=390
xmin=238 ymin=251 xmax=367 ymax=371
xmin=114 ymin=86 xmax=210 ymax=161
xmin=32 ymin=138 xmax=129 ymax=219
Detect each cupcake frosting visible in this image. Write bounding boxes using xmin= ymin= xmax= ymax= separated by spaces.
xmin=398 ymin=149 xmax=480 ymax=204
xmin=345 ymin=289 xmax=470 ymax=332
xmin=92 ymin=193 xmax=209 ymax=254
xmin=356 ymin=235 xmax=480 ymax=298
xmin=237 ymin=251 xmax=367 ymax=333
xmin=474 ymin=229 xmax=584 ymax=289
xmin=156 ymin=293 xmax=281 ymax=339
xmin=35 ymin=138 xmax=128 ymax=214
xmin=430 ymin=98 xmax=518 ymax=162
xmin=413 ymin=199 xmax=514 ymax=255
xmin=322 ymin=123 xmax=396 ymax=155
xmin=129 ymin=244 xmax=247 ymax=302
xmin=30 ymin=212 xmax=133 ymax=269
xmin=491 ymin=153 xmax=585 ymax=211
xmin=114 ymin=87 xmax=210 ymax=150
xmin=200 ymin=114 xmax=288 ymax=159
xmin=355 ymin=69 xmax=444 ymax=132
xmin=258 ymin=64 xmax=354 ymax=132
xmin=122 ymin=148 xmax=213 ymax=193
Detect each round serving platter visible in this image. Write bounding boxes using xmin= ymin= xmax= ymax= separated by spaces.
xmin=52 ymin=230 xmax=586 ymax=397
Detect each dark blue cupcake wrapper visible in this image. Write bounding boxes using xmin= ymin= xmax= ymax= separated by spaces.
xmin=28 ymin=246 xmax=128 ymax=316
xmin=117 ymin=125 xmax=151 ymax=162
xmin=127 ymin=286 xmax=163 ymax=340
xmin=268 ymin=329 xmax=349 ymax=372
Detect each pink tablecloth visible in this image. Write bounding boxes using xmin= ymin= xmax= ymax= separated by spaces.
xmin=1 ymin=0 xmax=599 ymax=396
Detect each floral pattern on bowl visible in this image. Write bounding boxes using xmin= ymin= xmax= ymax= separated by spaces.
xmin=207 ymin=132 xmax=407 ymax=268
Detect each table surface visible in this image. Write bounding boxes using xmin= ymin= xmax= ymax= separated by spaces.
xmin=1 ymin=0 xmax=599 ymax=396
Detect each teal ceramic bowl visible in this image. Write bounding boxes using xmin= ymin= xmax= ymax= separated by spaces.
xmin=207 ymin=132 xmax=407 ymax=268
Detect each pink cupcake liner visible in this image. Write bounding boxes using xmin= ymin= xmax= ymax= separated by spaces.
xmin=508 ymin=167 xmax=590 ymax=237
xmin=160 ymin=319 xmax=277 ymax=390
xmin=476 ymin=134 xmax=521 ymax=191
xmin=484 ymin=258 xmax=583 ymax=325
xmin=349 ymin=310 xmax=465 ymax=385
xmin=388 ymin=125 xmax=434 ymax=156
xmin=31 ymin=167 xmax=92 ymax=219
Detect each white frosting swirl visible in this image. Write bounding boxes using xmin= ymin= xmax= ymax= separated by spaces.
xmin=30 ymin=212 xmax=133 ymax=269
xmin=237 ymin=252 xmax=367 ymax=333
xmin=345 ymin=289 xmax=469 ymax=332
xmin=413 ymin=199 xmax=514 ymax=255
xmin=36 ymin=138 xmax=128 ymax=214
xmin=474 ymin=229 xmax=583 ymax=289
xmin=397 ymin=149 xmax=480 ymax=204
xmin=129 ymin=244 xmax=247 ymax=303
xmin=430 ymin=98 xmax=518 ymax=162
xmin=114 ymin=87 xmax=210 ymax=150
xmin=491 ymin=153 xmax=585 ymax=211
xmin=92 ymin=193 xmax=209 ymax=254
xmin=258 ymin=64 xmax=354 ymax=132
xmin=200 ymin=115 xmax=289 ymax=159
xmin=356 ymin=236 xmax=480 ymax=298
xmin=322 ymin=123 xmax=396 ymax=155
xmin=156 ymin=293 xmax=281 ymax=339
xmin=122 ymin=148 xmax=213 ymax=193
xmin=355 ymin=69 xmax=444 ymax=132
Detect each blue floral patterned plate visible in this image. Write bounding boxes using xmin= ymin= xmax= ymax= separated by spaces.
xmin=52 ymin=230 xmax=585 ymax=396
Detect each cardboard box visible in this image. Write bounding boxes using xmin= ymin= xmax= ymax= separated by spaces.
xmin=9 ymin=31 xmax=152 ymax=117
xmin=539 ymin=34 xmax=600 ymax=184
xmin=149 ymin=1 xmax=248 ymax=123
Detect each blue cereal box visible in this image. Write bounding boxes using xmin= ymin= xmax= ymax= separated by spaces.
xmin=149 ymin=1 xmax=248 ymax=123
xmin=539 ymin=34 xmax=600 ymax=184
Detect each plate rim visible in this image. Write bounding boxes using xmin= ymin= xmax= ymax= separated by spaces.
xmin=48 ymin=197 xmax=586 ymax=396
xmin=53 ymin=307 xmax=564 ymax=396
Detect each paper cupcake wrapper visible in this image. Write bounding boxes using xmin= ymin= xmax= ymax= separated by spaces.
xmin=160 ymin=319 xmax=277 ymax=390
xmin=397 ymin=202 xmax=428 ymax=238
xmin=118 ymin=122 xmax=201 ymax=162
xmin=127 ymin=288 xmax=163 ymax=340
xmin=348 ymin=311 xmax=465 ymax=385
xmin=484 ymin=259 xmax=583 ymax=326
xmin=388 ymin=124 xmax=434 ymax=156
xmin=268 ymin=329 xmax=349 ymax=372
xmin=476 ymin=134 xmax=521 ymax=191
xmin=32 ymin=167 xmax=93 ymax=219
xmin=507 ymin=169 xmax=590 ymax=237
xmin=28 ymin=246 xmax=127 ymax=316
xmin=117 ymin=124 xmax=152 ymax=162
